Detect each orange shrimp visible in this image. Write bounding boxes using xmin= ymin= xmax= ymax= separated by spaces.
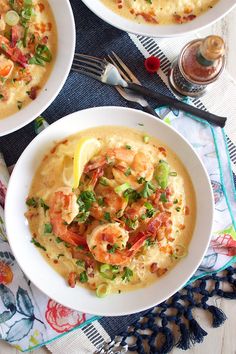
xmin=90 ymin=184 xmax=128 ymax=220
xmin=87 ymin=223 xmax=132 ymax=265
xmin=49 ymin=188 xmax=88 ymax=248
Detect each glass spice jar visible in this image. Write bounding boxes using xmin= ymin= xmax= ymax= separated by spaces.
xmin=168 ymin=35 xmax=226 ymax=98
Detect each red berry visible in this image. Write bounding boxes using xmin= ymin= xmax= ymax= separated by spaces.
xmin=144 ymin=56 xmax=161 ymax=74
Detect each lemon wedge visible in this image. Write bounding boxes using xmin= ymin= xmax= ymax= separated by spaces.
xmin=73 ymin=137 xmax=101 ymax=189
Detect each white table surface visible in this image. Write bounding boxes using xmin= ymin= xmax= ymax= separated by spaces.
xmin=0 ymin=7 xmax=236 ymax=354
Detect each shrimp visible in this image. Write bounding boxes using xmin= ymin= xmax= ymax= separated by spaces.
xmin=84 ymin=147 xmax=135 ymax=173
xmin=87 ymin=223 xmax=131 ymax=265
xmin=90 ymin=184 xmax=128 ymax=219
xmin=131 ymin=152 xmax=154 ymax=181
xmin=0 ymin=0 xmax=10 ymax=13
xmin=85 ymin=148 xmax=154 ymax=190
xmin=0 ymin=55 xmax=14 ymax=79
xmin=49 ymin=188 xmax=88 ymax=247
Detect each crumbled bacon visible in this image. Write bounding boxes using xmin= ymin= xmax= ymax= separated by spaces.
xmin=68 ymin=272 xmax=76 ymax=288
xmin=150 ymin=263 xmax=158 ymax=273
xmin=28 ymin=85 xmax=40 ymax=100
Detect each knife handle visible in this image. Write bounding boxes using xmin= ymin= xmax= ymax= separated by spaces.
xmin=128 ymin=82 xmax=227 ymax=128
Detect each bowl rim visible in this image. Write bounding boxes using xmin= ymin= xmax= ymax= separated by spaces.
xmin=5 ymin=106 xmax=214 ymax=316
xmin=81 ymin=0 xmax=236 ymax=38
xmin=0 ymin=0 xmax=76 ymax=137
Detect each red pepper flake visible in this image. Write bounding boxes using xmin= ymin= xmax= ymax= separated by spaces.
xmin=144 ymin=56 xmax=160 ymax=74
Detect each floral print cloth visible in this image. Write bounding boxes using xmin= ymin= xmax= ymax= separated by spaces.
xmin=0 ymin=109 xmax=235 ymax=352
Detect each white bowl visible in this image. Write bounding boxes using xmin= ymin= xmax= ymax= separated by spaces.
xmin=5 ymin=107 xmax=214 ymax=316
xmin=81 ymin=0 xmax=236 ymax=38
xmin=0 ymin=0 xmax=75 ymax=137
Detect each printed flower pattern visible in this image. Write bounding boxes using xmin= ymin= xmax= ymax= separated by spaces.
xmin=45 ymin=299 xmax=86 ymax=333
xmin=0 ymin=261 xmax=13 ymax=285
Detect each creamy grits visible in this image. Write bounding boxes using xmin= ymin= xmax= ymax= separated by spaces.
xmin=101 ymin=0 xmax=219 ymax=25
xmin=0 ymin=0 xmax=57 ymax=119
xmin=25 ymin=126 xmax=196 ymax=297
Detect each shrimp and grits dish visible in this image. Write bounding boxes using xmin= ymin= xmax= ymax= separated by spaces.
xmin=25 ymin=126 xmax=196 ymax=298
xmin=0 ymin=0 xmax=56 ymax=120
xmin=101 ymin=0 xmax=219 ymax=25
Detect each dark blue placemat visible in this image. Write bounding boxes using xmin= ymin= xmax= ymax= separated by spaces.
xmin=0 ymin=0 xmax=174 ymax=166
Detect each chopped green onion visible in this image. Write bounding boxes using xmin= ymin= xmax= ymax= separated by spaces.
xmin=169 ymin=171 xmax=177 ymax=177
xmin=111 ymin=265 xmax=119 ymax=273
xmin=96 ymin=283 xmax=111 ymax=298
xmin=176 ymin=207 xmax=181 ymax=212
xmin=100 ymin=264 xmax=110 ymax=273
xmin=143 ymin=135 xmax=149 ymax=144
xmin=99 ymin=177 xmax=109 ymax=186
xmin=115 ymin=182 xmax=130 ymax=194
xmin=55 ymin=237 xmax=63 ymax=243
xmin=5 ymin=10 xmax=20 ymax=26
xmin=57 ymin=253 xmax=64 ymax=259
xmin=155 ymin=160 xmax=170 ymax=189
xmin=125 ymin=144 xmax=132 ymax=150
xmin=173 ymin=199 xmax=178 ymax=204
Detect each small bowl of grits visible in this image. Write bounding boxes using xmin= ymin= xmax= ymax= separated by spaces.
xmin=81 ymin=0 xmax=236 ymax=37
xmin=5 ymin=106 xmax=214 ymax=316
xmin=0 ymin=0 xmax=75 ymax=136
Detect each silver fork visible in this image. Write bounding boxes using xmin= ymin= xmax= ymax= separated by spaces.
xmin=72 ymin=53 xmax=226 ymax=127
xmin=107 ymin=52 xmax=159 ymax=117
xmin=72 ymin=53 xmax=158 ymax=117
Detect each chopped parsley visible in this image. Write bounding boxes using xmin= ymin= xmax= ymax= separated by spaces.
xmin=76 ymin=260 xmax=86 ymax=268
xmin=44 ymin=223 xmax=52 ymax=234
xmin=124 ymin=167 xmax=131 ymax=176
xmin=108 ymin=243 xmax=119 ymax=254
xmin=55 ymin=237 xmax=63 ymax=243
xmin=31 ymin=238 xmax=46 ymax=251
xmin=122 ymin=267 xmax=133 ymax=282
xmin=97 ymin=197 xmax=104 ymax=206
xmin=140 ymin=181 xmax=156 ymax=198
xmin=40 ymin=198 xmax=49 ymax=213
xmin=57 ymin=253 xmax=64 ymax=259
xmin=160 ymin=193 xmax=168 ymax=203
xmin=26 ymin=197 xmax=38 ymax=208
xmin=79 ymin=271 xmax=88 ymax=283
xmin=104 ymin=212 xmax=111 ymax=222
xmin=125 ymin=217 xmax=138 ymax=230
xmin=123 ymin=188 xmax=140 ymax=203
xmin=144 ymin=202 xmax=155 ymax=218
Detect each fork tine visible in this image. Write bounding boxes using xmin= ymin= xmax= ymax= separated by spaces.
xmin=111 ymin=52 xmax=141 ymax=85
xmin=73 ymin=57 xmax=104 ymax=71
xmin=72 ymin=63 xmax=103 ymax=76
xmin=107 ymin=55 xmax=130 ymax=83
xmin=74 ymin=53 xmax=107 ymax=68
xmin=71 ymin=65 xmax=102 ymax=81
